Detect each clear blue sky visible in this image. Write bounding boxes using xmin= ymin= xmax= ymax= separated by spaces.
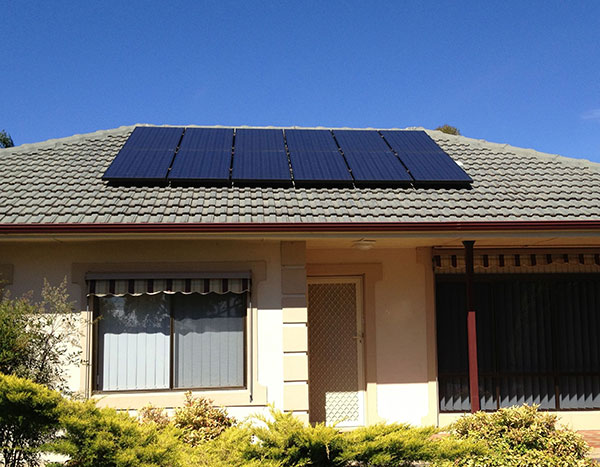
xmin=2 ymin=1 xmax=600 ymax=162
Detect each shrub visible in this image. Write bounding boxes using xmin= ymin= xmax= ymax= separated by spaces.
xmin=248 ymin=409 xmax=346 ymax=466
xmin=49 ymin=400 xmax=194 ymax=467
xmin=0 ymin=279 xmax=80 ymax=392
xmin=449 ymin=405 xmax=595 ymax=466
xmin=340 ymin=423 xmax=485 ymax=467
xmin=139 ymin=392 xmax=235 ymax=446
xmin=0 ymin=373 xmax=64 ymax=467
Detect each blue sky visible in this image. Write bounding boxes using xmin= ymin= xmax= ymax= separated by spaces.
xmin=2 ymin=1 xmax=600 ymax=162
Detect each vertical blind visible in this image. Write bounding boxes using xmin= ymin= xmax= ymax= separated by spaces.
xmin=173 ymin=293 xmax=245 ymax=389
xmin=92 ymin=276 xmax=250 ymax=392
xmin=436 ymin=274 xmax=600 ymax=412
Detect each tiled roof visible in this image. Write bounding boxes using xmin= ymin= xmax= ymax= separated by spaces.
xmin=1 ymin=125 xmax=600 ymax=225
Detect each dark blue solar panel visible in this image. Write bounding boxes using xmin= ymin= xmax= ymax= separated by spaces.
xmin=333 ymin=130 xmax=391 ymax=152
xmin=232 ymin=151 xmax=291 ymax=182
xmin=235 ymin=129 xmax=286 ymax=152
xmin=333 ymin=130 xmax=411 ymax=184
xmin=103 ymin=127 xmax=184 ymax=181
xmin=232 ymin=129 xmax=290 ymax=183
xmin=381 ymin=131 xmax=472 ymax=183
xmin=168 ymin=128 xmax=233 ymax=181
xmin=178 ymin=128 xmax=233 ymax=151
xmin=122 ymin=127 xmax=183 ymax=150
xmin=285 ymin=129 xmax=339 ymax=152
xmin=285 ymin=130 xmax=351 ymax=184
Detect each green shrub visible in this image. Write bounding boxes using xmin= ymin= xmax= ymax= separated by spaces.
xmin=49 ymin=400 xmax=194 ymax=467
xmin=139 ymin=392 xmax=235 ymax=446
xmin=449 ymin=405 xmax=595 ymax=466
xmin=249 ymin=409 xmax=346 ymax=466
xmin=173 ymin=392 xmax=235 ymax=445
xmin=193 ymin=407 xmax=484 ymax=467
xmin=0 ymin=373 xmax=64 ymax=467
xmin=340 ymin=423 xmax=486 ymax=467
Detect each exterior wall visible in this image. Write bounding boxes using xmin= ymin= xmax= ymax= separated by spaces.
xmin=2 ymin=238 xmax=599 ymax=430
xmin=0 ymin=239 xmax=285 ymax=417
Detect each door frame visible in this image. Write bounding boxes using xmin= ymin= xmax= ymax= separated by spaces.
xmin=307 ymin=275 xmax=366 ymax=426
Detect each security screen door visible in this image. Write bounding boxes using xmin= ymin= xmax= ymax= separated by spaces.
xmin=307 ymin=277 xmax=365 ymax=426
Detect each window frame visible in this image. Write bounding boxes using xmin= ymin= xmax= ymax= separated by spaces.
xmin=92 ymin=291 xmax=249 ymax=394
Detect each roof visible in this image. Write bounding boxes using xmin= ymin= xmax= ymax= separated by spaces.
xmin=1 ymin=125 xmax=600 ymax=227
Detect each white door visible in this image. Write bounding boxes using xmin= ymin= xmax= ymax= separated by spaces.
xmin=307 ymin=277 xmax=365 ymax=426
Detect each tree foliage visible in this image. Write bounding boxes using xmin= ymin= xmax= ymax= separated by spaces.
xmin=0 ymin=279 xmax=81 ymax=392
xmin=435 ymin=124 xmax=461 ymax=135
xmin=0 ymin=129 xmax=14 ymax=148
xmin=0 ymin=373 xmax=64 ymax=467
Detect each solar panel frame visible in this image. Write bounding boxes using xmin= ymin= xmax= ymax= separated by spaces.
xmin=167 ymin=128 xmax=233 ymax=183
xmin=285 ymin=130 xmax=352 ymax=185
xmin=285 ymin=129 xmax=340 ymax=152
xmin=178 ymin=128 xmax=233 ymax=151
xmin=333 ymin=130 xmax=391 ymax=153
xmin=381 ymin=130 xmax=472 ymax=185
xmin=232 ymin=151 xmax=292 ymax=184
xmin=102 ymin=127 xmax=184 ymax=182
xmin=234 ymin=129 xmax=286 ymax=152
xmin=232 ymin=129 xmax=292 ymax=184
xmin=333 ymin=130 xmax=412 ymax=185
xmin=121 ymin=126 xmax=184 ymax=151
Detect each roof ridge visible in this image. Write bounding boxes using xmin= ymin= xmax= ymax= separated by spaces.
xmin=426 ymin=129 xmax=600 ymax=173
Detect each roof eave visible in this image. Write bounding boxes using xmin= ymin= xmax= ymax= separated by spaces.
xmin=1 ymin=220 xmax=600 ymax=235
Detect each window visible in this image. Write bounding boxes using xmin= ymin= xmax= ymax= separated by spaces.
xmin=95 ymin=292 xmax=247 ymax=391
xmin=436 ymin=274 xmax=600 ymax=411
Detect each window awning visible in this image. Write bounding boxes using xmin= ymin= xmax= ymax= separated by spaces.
xmin=87 ymin=277 xmax=250 ymax=297
xmin=433 ymin=252 xmax=600 ymax=274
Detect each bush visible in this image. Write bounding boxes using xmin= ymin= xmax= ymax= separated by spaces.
xmin=248 ymin=409 xmax=346 ymax=466
xmin=341 ymin=423 xmax=485 ymax=467
xmin=50 ymin=400 xmax=194 ymax=467
xmin=173 ymin=392 xmax=235 ymax=445
xmin=193 ymin=407 xmax=484 ymax=467
xmin=139 ymin=392 xmax=235 ymax=446
xmin=449 ymin=404 xmax=595 ymax=466
xmin=0 ymin=373 xmax=64 ymax=467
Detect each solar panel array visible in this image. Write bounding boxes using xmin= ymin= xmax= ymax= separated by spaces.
xmin=103 ymin=127 xmax=472 ymax=186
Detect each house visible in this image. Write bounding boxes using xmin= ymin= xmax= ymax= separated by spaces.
xmin=0 ymin=125 xmax=599 ymax=430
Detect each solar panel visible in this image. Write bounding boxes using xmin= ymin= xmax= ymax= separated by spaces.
xmin=168 ymin=128 xmax=233 ymax=182
xmin=103 ymin=127 xmax=183 ymax=181
xmin=381 ymin=131 xmax=472 ymax=184
xmin=333 ymin=130 xmax=412 ymax=184
xmin=285 ymin=130 xmax=352 ymax=184
xmin=232 ymin=129 xmax=291 ymax=183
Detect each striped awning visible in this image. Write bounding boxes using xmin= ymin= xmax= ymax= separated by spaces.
xmin=87 ymin=277 xmax=250 ymax=297
xmin=433 ymin=252 xmax=600 ymax=274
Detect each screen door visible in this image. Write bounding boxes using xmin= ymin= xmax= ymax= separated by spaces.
xmin=307 ymin=277 xmax=365 ymax=426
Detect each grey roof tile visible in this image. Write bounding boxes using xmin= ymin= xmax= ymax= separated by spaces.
xmin=1 ymin=125 xmax=600 ymax=225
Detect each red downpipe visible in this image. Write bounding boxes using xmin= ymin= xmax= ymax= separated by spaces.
xmin=463 ymin=240 xmax=480 ymax=413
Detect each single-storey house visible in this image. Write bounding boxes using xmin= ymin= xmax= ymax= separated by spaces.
xmin=0 ymin=125 xmax=599 ymax=430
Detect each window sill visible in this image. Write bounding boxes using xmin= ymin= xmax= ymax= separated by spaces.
xmin=92 ymin=383 xmax=268 ymax=410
